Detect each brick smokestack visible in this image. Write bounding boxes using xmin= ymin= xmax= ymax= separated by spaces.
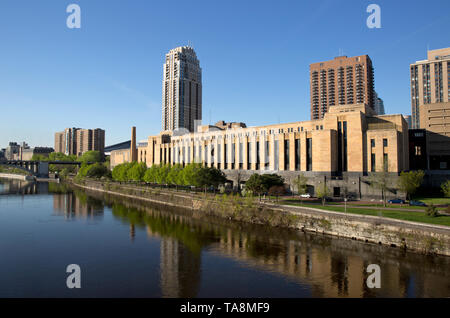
xmin=131 ymin=126 xmax=137 ymax=162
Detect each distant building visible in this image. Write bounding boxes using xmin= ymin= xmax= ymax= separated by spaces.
xmin=410 ymin=47 xmax=450 ymax=129
xmin=410 ymin=48 xmax=450 ymax=169
xmin=162 ymin=46 xmax=202 ymax=132
xmin=20 ymin=147 xmax=54 ymax=161
xmin=5 ymin=142 xmax=20 ymax=160
xmin=55 ymin=128 xmax=105 ymax=156
xmin=310 ymin=55 xmax=375 ymax=119
xmin=403 ymin=115 xmax=412 ymax=129
xmin=374 ymin=92 xmax=385 ymax=115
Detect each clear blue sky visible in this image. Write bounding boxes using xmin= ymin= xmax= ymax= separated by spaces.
xmin=0 ymin=0 xmax=449 ymax=148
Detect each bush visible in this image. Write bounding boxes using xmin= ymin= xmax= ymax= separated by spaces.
xmin=77 ymin=162 xmax=109 ymax=179
xmin=426 ymin=204 xmax=439 ymax=217
xmin=442 ymin=180 xmax=450 ymax=198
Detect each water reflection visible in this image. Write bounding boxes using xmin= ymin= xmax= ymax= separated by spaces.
xmin=0 ymin=178 xmax=48 ymax=195
xmin=102 ymin=193 xmax=450 ymax=298
xmin=53 ymin=192 xmax=104 ymax=220
xmin=0 ymin=178 xmax=449 ymax=298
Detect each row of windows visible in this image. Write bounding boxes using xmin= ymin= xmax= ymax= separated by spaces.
xmin=370 ymin=138 xmax=389 ymax=172
xmin=155 ymin=138 xmax=314 ymax=172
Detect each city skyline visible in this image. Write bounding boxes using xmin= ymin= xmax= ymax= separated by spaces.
xmin=0 ymin=0 xmax=449 ymax=148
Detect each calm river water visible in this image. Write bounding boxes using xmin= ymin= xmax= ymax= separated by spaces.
xmin=0 ymin=178 xmax=449 ymax=298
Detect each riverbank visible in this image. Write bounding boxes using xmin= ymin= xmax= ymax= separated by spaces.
xmin=0 ymin=173 xmax=34 ymax=181
xmin=67 ymin=178 xmax=450 ymax=256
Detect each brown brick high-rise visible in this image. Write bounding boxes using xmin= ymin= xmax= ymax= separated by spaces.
xmin=310 ymin=55 xmax=375 ymax=119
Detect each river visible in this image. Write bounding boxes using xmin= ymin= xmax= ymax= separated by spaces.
xmin=0 ymin=178 xmax=449 ymax=298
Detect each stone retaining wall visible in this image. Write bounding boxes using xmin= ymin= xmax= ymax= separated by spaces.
xmin=69 ymin=179 xmax=450 ymax=256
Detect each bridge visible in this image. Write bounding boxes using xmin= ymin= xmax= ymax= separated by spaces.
xmin=0 ymin=160 xmax=83 ymax=178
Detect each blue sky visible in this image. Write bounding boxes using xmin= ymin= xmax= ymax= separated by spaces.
xmin=0 ymin=0 xmax=449 ymax=148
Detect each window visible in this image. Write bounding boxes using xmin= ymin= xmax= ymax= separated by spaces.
xmin=371 ymin=154 xmax=376 ymax=172
xmin=295 ymin=139 xmax=301 ymax=171
xmin=274 ymin=140 xmax=279 ymax=170
xmin=383 ymin=139 xmax=388 ymax=147
xmin=306 ymin=138 xmax=312 ymax=171
xmin=284 ymin=140 xmax=289 ymax=170
xmin=370 ymin=139 xmax=375 ymax=148
xmin=415 ymin=146 xmax=421 ymax=156
xmin=383 ymin=154 xmax=388 ymax=171
xmin=256 ymin=141 xmax=260 ymax=170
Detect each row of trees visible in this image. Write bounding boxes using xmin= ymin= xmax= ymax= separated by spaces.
xmin=32 ymin=151 xmax=105 ymax=176
xmin=32 ymin=151 xmax=103 ymax=164
xmin=111 ymin=162 xmax=227 ymax=189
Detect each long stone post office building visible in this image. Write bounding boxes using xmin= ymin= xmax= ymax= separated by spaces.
xmin=111 ymin=103 xmax=409 ymax=200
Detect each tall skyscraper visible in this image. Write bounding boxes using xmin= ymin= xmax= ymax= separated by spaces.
xmin=310 ymin=55 xmax=375 ymax=120
xmin=162 ymin=46 xmax=202 ymax=132
xmin=410 ymin=47 xmax=450 ymax=129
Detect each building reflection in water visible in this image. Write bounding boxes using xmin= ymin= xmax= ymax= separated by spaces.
xmin=53 ymin=192 xmax=104 ymax=220
xmin=0 ymin=178 xmax=48 ymax=195
xmin=107 ymin=196 xmax=450 ymax=298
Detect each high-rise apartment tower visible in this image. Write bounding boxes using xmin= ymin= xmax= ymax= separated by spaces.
xmin=310 ymin=55 xmax=375 ymax=119
xmin=162 ymin=46 xmax=202 ymax=132
xmin=410 ymin=47 xmax=450 ymax=129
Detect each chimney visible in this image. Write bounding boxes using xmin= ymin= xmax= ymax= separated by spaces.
xmin=131 ymin=126 xmax=137 ymax=162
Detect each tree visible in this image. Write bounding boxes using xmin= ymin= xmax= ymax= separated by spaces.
xmin=368 ymin=162 xmax=390 ymax=207
xmin=397 ymin=170 xmax=425 ymax=200
xmin=77 ymin=162 xmax=108 ymax=179
xmin=127 ymin=162 xmax=147 ymax=182
xmin=260 ymin=174 xmax=284 ymax=190
xmin=292 ymin=173 xmax=308 ymax=203
xmin=196 ymin=166 xmax=227 ymax=189
xmin=143 ymin=165 xmax=159 ymax=183
xmin=316 ymin=183 xmax=330 ymax=206
xmin=182 ymin=163 xmax=203 ymax=187
xmin=112 ymin=163 xmax=132 ymax=182
xmin=268 ymin=185 xmax=286 ymax=202
xmin=155 ymin=164 xmax=171 ymax=184
xmin=79 ymin=151 xmax=103 ymax=164
xmin=441 ymin=180 xmax=450 ymax=198
xmin=167 ymin=164 xmax=184 ymax=186
xmin=245 ymin=174 xmax=266 ymax=201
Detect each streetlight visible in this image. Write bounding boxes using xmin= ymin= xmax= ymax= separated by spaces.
xmin=344 ymin=197 xmax=347 ymax=213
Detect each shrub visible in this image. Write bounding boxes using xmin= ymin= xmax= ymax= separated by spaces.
xmin=426 ymin=204 xmax=439 ymax=217
xmin=441 ymin=180 xmax=450 ymax=198
xmin=127 ymin=162 xmax=147 ymax=182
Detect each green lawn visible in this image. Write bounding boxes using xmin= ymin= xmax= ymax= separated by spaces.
xmin=414 ymin=197 xmax=450 ymax=205
xmin=281 ymin=201 xmax=450 ymax=227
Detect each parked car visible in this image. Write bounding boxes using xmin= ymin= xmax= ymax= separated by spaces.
xmin=409 ymin=200 xmax=427 ymax=207
xmin=300 ymin=193 xmax=311 ymax=198
xmin=388 ymin=198 xmax=405 ymax=204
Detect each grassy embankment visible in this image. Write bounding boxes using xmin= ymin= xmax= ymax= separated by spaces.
xmin=0 ymin=165 xmax=29 ymax=176
xmin=281 ymin=199 xmax=450 ymax=227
